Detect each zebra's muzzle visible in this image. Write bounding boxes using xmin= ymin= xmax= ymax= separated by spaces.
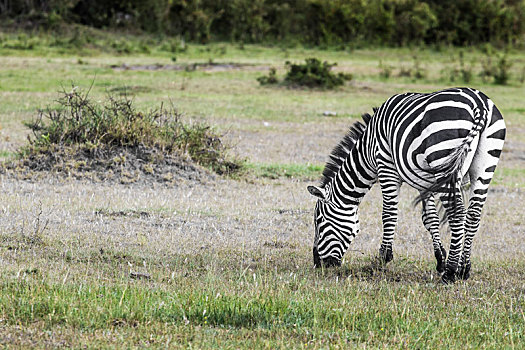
xmin=313 ymin=247 xmax=341 ymax=268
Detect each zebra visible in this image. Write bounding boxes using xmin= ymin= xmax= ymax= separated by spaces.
xmin=307 ymin=87 xmax=506 ymax=283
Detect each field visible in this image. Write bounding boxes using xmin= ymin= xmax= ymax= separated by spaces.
xmin=0 ymin=37 xmax=524 ymax=348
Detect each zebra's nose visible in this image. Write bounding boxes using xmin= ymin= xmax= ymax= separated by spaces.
xmin=313 ymin=247 xmax=341 ymax=268
xmin=322 ymin=256 xmax=341 ymax=267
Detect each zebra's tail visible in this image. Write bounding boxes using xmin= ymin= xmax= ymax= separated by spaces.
xmin=413 ymin=108 xmax=487 ymax=209
xmin=436 ymin=181 xmax=470 ymax=226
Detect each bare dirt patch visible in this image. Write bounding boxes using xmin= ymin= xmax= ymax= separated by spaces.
xmin=110 ymin=62 xmax=266 ymax=72
xmin=1 ymin=145 xmax=214 ymax=185
xmin=107 ymin=85 xmax=156 ymax=96
xmin=226 ymin=119 xmax=354 ymax=164
xmin=501 ymin=139 xmax=525 ymax=162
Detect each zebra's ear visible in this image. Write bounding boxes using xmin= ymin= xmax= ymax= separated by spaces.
xmin=307 ymin=185 xmax=326 ymax=200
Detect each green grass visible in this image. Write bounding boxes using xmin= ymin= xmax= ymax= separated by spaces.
xmin=492 ymin=167 xmax=525 ymax=188
xmin=2 ymin=255 xmax=525 ymax=348
xmin=0 ymin=150 xmax=14 ymax=159
xmin=246 ymin=163 xmax=323 ymax=179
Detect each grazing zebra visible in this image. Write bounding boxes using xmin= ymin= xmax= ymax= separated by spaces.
xmin=308 ymin=87 xmax=505 ymax=283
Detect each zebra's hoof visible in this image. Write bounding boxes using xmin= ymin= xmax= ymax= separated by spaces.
xmin=457 ymin=262 xmax=471 ymax=280
xmin=435 ymin=247 xmax=447 ymax=274
xmin=441 ymin=265 xmax=457 ymax=284
xmin=441 ymin=272 xmax=456 ymax=284
xmin=379 ymin=247 xmax=393 ymax=264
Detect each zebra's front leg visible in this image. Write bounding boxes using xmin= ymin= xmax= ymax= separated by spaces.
xmin=420 ymin=193 xmax=447 ymax=273
xmin=378 ymin=183 xmax=401 ymax=265
xmin=439 ymin=186 xmax=466 ymax=284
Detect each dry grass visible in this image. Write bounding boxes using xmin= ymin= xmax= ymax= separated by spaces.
xmin=0 ymin=174 xmax=523 ymax=347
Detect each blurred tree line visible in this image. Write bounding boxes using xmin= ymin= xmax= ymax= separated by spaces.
xmin=1 ymin=0 xmax=524 ymax=46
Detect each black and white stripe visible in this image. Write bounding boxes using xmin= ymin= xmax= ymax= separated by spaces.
xmin=308 ymin=87 xmax=506 ymax=283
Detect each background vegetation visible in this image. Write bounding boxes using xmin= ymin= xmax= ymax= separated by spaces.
xmin=1 ymin=0 xmax=524 ymax=47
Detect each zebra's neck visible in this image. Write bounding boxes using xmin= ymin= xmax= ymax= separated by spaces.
xmin=328 ymin=138 xmax=377 ymax=208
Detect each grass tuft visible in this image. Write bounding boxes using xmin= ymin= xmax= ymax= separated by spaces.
xmin=16 ymin=85 xmax=242 ymax=178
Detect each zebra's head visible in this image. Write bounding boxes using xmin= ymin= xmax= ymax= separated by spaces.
xmin=307 ymin=184 xmax=359 ymax=268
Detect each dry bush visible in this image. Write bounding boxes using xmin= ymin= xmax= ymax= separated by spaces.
xmin=10 ymin=86 xmax=242 ymax=181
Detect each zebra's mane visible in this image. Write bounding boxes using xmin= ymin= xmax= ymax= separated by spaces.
xmin=320 ymin=110 xmax=375 ymax=187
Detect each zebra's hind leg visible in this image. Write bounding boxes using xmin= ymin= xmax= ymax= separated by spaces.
xmin=420 ymin=193 xmax=447 ymax=273
xmin=439 ymin=183 xmax=467 ymax=284
xmin=457 ymin=107 xmax=505 ymax=280
xmin=457 ymin=181 xmax=488 ymax=280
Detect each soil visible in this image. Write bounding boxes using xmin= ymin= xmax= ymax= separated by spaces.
xmin=110 ymin=62 xmax=267 ymax=72
xmin=1 ymin=145 xmax=215 ymax=186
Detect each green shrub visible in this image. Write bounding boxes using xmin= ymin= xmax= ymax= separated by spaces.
xmin=256 ymin=58 xmax=352 ymax=89
xmin=480 ymin=56 xmax=494 ymax=84
xmin=283 ymin=58 xmax=352 ymax=88
xmin=159 ymin=38 xmax=187 ymax=53
xmin=23 ymin=86 xmax=241 ymax=175
xmin=378 ymin=61 xmax=393 ymax=79
xmin=1 ymin=33 xmax=39 ymax=50
xmin=257 ymin=67 xmax=279 ymax=85
xmin=479 ymin=47 xmax=513 ymax=85
xmin=458 ymin=51 xmax=473 ymax=83
xmin=427 ymin=0 xmax=525 ymax=46
xmin=397 ymin=55 xmax=426 ymax=80
xmin=493 ymin=54 xmax=512 ymax=85
xmin=448 ymin=51 xmax=473 ymax=84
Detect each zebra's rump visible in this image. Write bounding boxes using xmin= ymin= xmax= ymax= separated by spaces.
xmin=407 ymin=108 xmax=475 ymax=168
xmin=385 ymin=88 xmax=491 ymax=189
